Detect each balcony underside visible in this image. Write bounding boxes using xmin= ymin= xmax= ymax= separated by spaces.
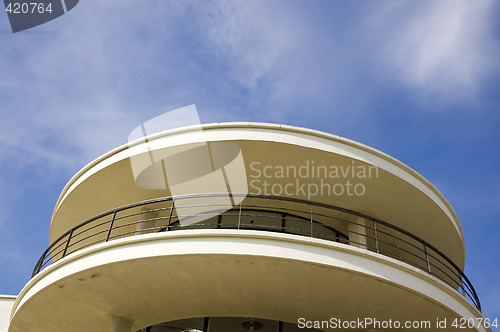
xmin=10 ymin=230 xmax=484 ymax=332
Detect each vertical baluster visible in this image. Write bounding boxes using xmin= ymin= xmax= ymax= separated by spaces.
xmin=167 ymin=202 xmax=174 ymax=231
xmin=62 ymin=229 xmax=74 ymax=258
xmin=373 ymin=220 xmax=380 ymax=254
xmin=281 ymin=213 xmax=286 ymax=232
xmin=217 ymin=214 xmax=222 ymax=229
xmin=310 ymin=203 xmax=314 ymax=237
xmin=237 ymin=197 xmax=242 ymax=230
xmin=106 ymin=211 xmax=117 ymax=241
xmin=203 ymin=317 xmax=210 ymax=332
xmin=423 ymin=243 xmax=432 ymax=274
xmin=459 ymin=271 xmax=466 ymax=296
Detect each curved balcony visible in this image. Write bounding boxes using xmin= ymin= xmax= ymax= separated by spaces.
xmin=32 ymin=193 xmax=481 ymax=312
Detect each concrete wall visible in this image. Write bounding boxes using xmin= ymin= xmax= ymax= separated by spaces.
xmin=0 ymin=295 xmax=16 ymax=332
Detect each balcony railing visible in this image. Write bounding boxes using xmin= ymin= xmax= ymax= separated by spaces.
xmin=33 ymin=193 xmax=481 ymax=311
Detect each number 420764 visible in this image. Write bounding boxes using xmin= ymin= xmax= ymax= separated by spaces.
xmin=5 ymin=2 xmax=53 ymax=14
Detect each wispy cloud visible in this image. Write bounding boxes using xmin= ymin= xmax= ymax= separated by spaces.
xmin=1 ymin=0 xmax=498 ymax=173
xmin=1 ymin=0 xmax=311 ymax=168
xmin=369 ymin=0 xmax=500 ymax=102
xmin=0 ymin=2 xmax=171 ymax=169
xmin=194 ymin=1 xmax=303 ymax=90
xmin=186 ymin=1 xmax=371 ymax=124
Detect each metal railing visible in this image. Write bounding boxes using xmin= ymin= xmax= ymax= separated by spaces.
xmin=32 ymin=193 xmax=481 ymax=311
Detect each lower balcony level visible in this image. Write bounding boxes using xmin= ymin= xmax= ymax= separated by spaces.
xmin=8 ymin=194 xmax=486 ymax=332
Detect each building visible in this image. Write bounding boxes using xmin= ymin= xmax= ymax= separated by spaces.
xmin=1 ymin=122 xmax=489 ymax=331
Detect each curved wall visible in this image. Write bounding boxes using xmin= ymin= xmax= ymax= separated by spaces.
xmin=0 ymin=296 xmax=16 ymax=332
xmin=10 ymin=231 xmax=484 ymax=332
xmin=48 ymin=123 xmax=465 ymax=267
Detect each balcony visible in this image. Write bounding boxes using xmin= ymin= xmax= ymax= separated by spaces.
xmin=8 ymin=123 xmax=487 ymax=332
xmin=32 ymin=193 xmax=481 ymax=311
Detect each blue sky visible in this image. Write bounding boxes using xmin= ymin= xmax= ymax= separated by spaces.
xmin=1 ymin=0 xmax=499 ymax=322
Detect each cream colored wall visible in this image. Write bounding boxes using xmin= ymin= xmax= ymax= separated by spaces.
xmin=0 ymin=295 xmax=15 ymax=332
xmin=47 ymin=123 xmax=466 ymax=268
xmin=10 ymin=231 xmax=486 ymax=332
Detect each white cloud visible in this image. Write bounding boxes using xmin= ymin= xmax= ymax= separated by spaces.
xmin=195 ymin=1 xmax=304 ymax=90
xmin=370 ymin=0 xmax=500 ymax=101
xmin=0 ymin=2 xmax=171 ymax=169
xmin=186 ymin=1 xmax=368 ymax=123
xmin=0 ymin=100 xmax=137 ymax=171
xmin=1 ymin=0 xmax=498 ymax=175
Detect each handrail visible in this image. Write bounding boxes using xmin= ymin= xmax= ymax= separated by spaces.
xmin=32 ymin=193 xmax=481 ymax=311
